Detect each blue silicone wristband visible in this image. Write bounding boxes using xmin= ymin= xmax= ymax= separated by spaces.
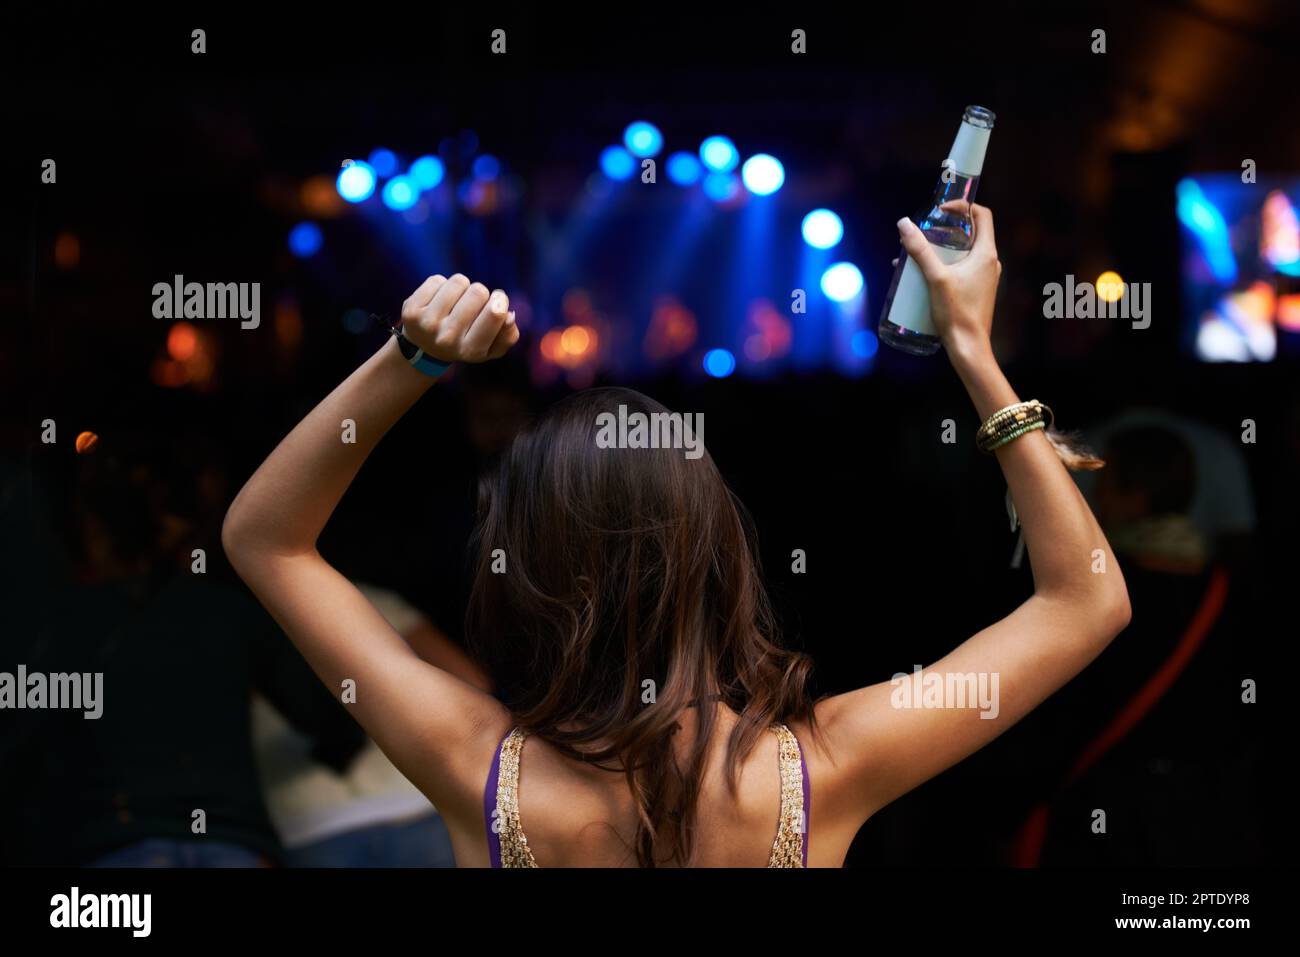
xmin=395 ymin=329 xmax=451 ymax=378
xmin=409 ymin=349 xmax=451 ymax=378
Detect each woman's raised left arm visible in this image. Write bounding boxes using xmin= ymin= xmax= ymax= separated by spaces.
xmin=221 ymin=274 xmax=518 ymax=821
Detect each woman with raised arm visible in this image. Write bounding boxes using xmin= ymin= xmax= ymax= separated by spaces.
xmin=222 ymin=208 xmax=1130 ymax=867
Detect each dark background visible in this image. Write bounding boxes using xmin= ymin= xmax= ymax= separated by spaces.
xmin=2 ymin=2 xmax=1292 ymax=867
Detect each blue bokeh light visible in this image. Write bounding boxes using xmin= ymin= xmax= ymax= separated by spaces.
xmin=666 ymin=151 xmax=703 ymax=186
xmin=381 ymin=175 xmax=419 ymax=211
xmin=624 ymin=121 xmax=663 ymax=158
xmin=409 ymin=155 xmax=446 ymax=190
xmin=473 ymin=154 xmax=501 ymax=180
xmin=368 ymin=148 xmax=399 ymax=178
xmin=801 ymin=209 xmax=844 ymax=249
xmin=702 ymin=171 xmax=740 ymax=202
xmin=851 ymin=329 xmax=879 ymax=359
xmin=699 ymin=135 xmax=739 ymax=172
xmin=600 ymin=145 xmax=637 ymax=181
xmin=288 ymin=222 xmax=323 ymax=258
xmin=337 ymin=161 xmax=377 ymax=202
xmin=703 ymin=348 xmax=737 ymax=377
xmin=821 ymin=262 xmax=865 ymax=302
xmin=740 ymin=154 xmax=784 ymax=195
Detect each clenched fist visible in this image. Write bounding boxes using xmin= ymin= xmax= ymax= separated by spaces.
xmin=400 ymin=273 xmax=520 ymax=363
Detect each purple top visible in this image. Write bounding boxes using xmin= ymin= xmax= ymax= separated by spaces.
xmin=484 ymin=733 xmax=505 ymax=868
xmin=800 ymin=747 xmax=811 ymax=867
xmin=484 ymin=727 xmax=810 ymax=867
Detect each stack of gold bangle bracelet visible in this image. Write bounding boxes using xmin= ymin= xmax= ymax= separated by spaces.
xmin=976 ymin=399 xmax=1053 ymax=453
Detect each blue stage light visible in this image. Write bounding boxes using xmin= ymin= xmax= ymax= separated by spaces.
xmin=699 ymin=135 xmax=739 ymax=172
xmin=1176 ymin=178 xmax=1237 ymax=283
xmin=600 ymin=145 xmax=637 ymax=181
xmin=851 ymin=329 xmax=879 ymax=359
xmin=801 ymin=209 xmax=844 ymax=249
xmin=410 ymin=155 xmax=446 ymax=190
xmin=368 ymin=148 xmax=399 ymax=178
xmin=703 ymin=348 xmax=737 ymax=377
xmin=666 ymin=151 xmax=703 ymax=186
xmin=288 ymin=222 xmax=323 ymax=258
xmin=473 ymin=154 xmax=501 ymax=180
xmin=337 ymin=161 xmax=377 ymax=202
xmin=702 ymin=171 xmax=740 ymax=202
xmin=821 ymin=262 xmax=865 ymax=302
xmin=382 ymin=175 xmax=419 ymax=211
xmin=741 ymin=154 xmax=784 ymax=195
xmin=624 ymin=121 xmax=663 ymax=158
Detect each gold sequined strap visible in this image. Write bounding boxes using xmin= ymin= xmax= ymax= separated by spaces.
xmin=767 ymin=723 xmax=807 ymax=868
xmin=496 ymin=727 xmax=540 ymax=868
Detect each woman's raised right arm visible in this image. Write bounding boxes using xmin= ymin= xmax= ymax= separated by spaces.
xmin=810 ymin=206 xmax=1131 ymax=840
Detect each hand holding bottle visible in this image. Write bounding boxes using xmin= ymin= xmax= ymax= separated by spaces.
xmin=896 ymin=203 xmax=1002 ymax=363
xmin=878 ymin=105 xmax=995 ymax=355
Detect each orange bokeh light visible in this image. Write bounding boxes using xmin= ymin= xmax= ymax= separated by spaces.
xmin=645 ymin=296 xmax=698 ymax=359
xmin=1278 ymin=294 xmax=1300 ymax=331
xmin=540 ymin=329 xmax=563 ymax=362
xmin=167 ymin=322 xmax=198 ymax=361
xmin=300 ymin=175 xmax=345 ymax=218
xmin=561 ymin=325 xmax=592 ymax=355
xmin=1096 ymin=271 xmax=1125 ymax=303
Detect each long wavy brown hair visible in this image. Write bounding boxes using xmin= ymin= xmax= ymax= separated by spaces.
xmin=465 ymin=386 xmax=818 ymax=866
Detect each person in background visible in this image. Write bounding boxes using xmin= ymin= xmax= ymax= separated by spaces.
xmin=1091 ymin=426 xmax=1210 ymax=575
xmin=1014 ymin=425 xmax=1255 ymax=866
xmin=1075 ymin=409 xmax=1256 ymax=569
xmin=253 ymin=582 xmax=491 ymax=867
xmin=1 ymin=432 xmax=366 ymax=867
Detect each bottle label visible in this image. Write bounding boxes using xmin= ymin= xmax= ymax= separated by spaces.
xmin=887 ymin=244 xmax=968 ymax=336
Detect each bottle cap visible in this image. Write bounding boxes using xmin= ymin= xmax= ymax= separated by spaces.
xmin=947 ymin=105 xmax=996 ymax=177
